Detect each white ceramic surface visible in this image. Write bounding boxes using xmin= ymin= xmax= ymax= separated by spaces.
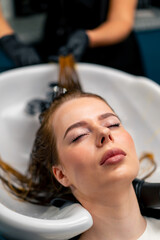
xmin=0 ymin=63 xmax=160 ymax=240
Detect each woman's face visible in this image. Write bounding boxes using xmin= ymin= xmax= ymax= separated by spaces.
xmin=52 ymin=97 xmax=139 ymax=201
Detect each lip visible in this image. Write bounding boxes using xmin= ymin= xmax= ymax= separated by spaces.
xmin=100 ymin=148 xmax=127 ymax=166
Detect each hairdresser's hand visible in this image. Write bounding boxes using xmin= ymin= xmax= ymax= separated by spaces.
xmin=0 ymin=34 xmax=41 ymax=67
xmin=65 ymin=30 xmax=89 ymax=61
xmin=48 ymin=46 xmax=69 ymax=62
xmin=48 ymin=30 xmax=89 ymax=62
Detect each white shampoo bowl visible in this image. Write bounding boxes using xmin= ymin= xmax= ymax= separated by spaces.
xmin=0 ymin=63 xmax=160 ymax=240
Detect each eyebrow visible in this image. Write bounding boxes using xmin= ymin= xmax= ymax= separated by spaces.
xmin=98 ymin=113 xmax=120 ymax=121
xmin=63 ymin=112 xmax=120 ymax=139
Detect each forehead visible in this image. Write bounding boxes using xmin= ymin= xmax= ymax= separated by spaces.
xmin=52 ymin=97 xmax=113 ymax=133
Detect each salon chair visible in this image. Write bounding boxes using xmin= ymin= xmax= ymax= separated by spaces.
xmin=0 ymin=63 xmax=160 ymax=240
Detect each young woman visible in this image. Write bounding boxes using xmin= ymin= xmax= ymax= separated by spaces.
xmin=0 ymin=57 xmax=160 ymax=239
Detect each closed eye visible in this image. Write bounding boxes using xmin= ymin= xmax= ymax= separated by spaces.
xmin=72 ymin=133 xmax=87 ymax=143
xmin=108 ymin=123 xmax=120 ymax=128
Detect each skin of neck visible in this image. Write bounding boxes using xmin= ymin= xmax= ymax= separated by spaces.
xmin=74 ymin=181 xmax=146 ymax=240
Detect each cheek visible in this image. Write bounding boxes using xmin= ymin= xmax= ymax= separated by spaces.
xmin=58 ymin=144 xmax=94 ymax=172
xmin=125 ymin=133 xmax=137 ymax=155
xmin=114 ymin=129 xmax=139 ymax=165
xmin=114 ymin=130 xmax=140 ymax=179
xmin=115 ymin=130 xmax=136 ymax=151
xmin=58 ymin=146 xmax=96 ymax=189
xmin=119 ymin=130 xmax=139 ymax=165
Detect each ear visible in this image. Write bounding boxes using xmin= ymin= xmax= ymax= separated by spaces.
xmin=52 ymin=165 xmax=71 ymax=187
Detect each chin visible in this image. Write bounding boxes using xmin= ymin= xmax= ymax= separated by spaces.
xmin=110 ymin=164 xmax=139 ymax=184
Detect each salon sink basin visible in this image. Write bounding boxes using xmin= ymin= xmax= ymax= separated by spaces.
xmin=0 ymin=63 xmax=160 ymax=240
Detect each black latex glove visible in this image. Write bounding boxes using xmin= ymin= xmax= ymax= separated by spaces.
xmin=48 ymin=30 xmax=89 ymax=63
xmin=0 ymin=34 xmax=41 ymax=67
xmin=48 ymin=46 xmax=69 ymax=62
xmin=62 ymin=30 xmax=89 ymax=62
xmin=65 ymin=30 xmax=89 ymax=61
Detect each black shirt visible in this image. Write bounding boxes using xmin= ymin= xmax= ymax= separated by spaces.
xmin=41 ymin=0 xmax=144 ymax=76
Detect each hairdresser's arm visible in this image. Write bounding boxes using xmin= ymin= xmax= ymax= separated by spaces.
xmin=86 ymin=0 xmax=137 ymax=47
xmin=0 ymin=5 xmax=14 ymax=37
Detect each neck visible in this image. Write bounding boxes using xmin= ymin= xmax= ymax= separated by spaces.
xmin=78 ymin=184 xmax=146 ymax=240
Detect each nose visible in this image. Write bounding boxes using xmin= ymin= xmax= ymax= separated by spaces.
xmin=96 ymin=127 xmax=114 ymax=147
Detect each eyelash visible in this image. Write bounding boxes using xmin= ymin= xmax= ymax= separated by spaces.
xmin=71 ymin=123 xmax=120 ymax=143
xmin=108 ymin=123 xmax=120 ymax=128
xmin=72 ymin=134 xmax=87 ymax=142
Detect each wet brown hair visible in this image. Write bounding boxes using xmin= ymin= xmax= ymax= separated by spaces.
xmin=0 ymin=55 xmax=111 ymax=205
